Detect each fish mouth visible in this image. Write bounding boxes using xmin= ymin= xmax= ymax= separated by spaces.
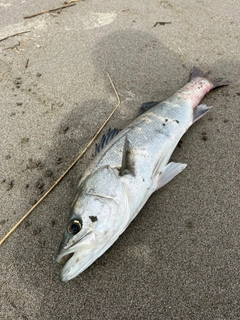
xmin=57 ymin=252 xmax=74 ymax=265
xmin=56 ymin=231 xmax=93 ymax=264
xmin=56 ymin=231 xmax=96 ymax=282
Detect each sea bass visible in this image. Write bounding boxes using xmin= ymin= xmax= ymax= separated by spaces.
xmin=56 ymin=67 xmax=228 ymax=282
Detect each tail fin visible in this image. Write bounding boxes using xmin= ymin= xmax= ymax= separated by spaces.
xmin=191 ymin=66 xmax=210 ymax=79
xmin=191 ymin=66 xmax=229 ymax=88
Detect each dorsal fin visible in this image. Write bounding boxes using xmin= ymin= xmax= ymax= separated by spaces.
xmin=139 ymin=101 xmax=160 ymax=115
xmin=93 ymin=128 xmax=120 ymax=157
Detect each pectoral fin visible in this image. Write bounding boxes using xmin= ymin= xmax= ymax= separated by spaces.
xmin=120 ymin=136 xmax=135 ymax=176
xmin=154 ymin=162 xmax=187 ymax=191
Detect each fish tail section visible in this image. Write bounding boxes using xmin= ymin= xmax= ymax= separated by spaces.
xmin=211 ymin=78 xmax=230 ymax=89
xmin=191 ymin=66 xmax=210 ymax=80
xmin=191 ymin=66 xmax=229 ymax=88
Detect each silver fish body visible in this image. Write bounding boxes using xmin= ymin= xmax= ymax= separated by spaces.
xmin=56 ymin=68 xmax=227 ymax=282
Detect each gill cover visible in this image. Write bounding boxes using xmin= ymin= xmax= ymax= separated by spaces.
xmin=56 ymin=165 xmax=131 ymax=281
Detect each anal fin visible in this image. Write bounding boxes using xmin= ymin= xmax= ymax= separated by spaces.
xmin=193 ymin=104 xmax=212 ymax=123
xmin=154 ymin=162 xmax=187 ymax=191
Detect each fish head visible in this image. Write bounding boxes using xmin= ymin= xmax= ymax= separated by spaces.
xmin=56 ymin=165 xmax=129 ymax=282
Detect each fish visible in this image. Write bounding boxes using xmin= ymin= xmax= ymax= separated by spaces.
xmin=56 ymin=67 xmax=228 ymax=282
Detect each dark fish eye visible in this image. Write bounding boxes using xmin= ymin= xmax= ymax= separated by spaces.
xmin=67 ymin=219 xmax=82 ymax=235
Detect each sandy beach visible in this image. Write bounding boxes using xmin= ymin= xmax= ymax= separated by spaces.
xmin=0 ymin=1 xmax=239 ymax=319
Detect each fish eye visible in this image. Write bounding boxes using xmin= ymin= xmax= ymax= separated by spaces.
xmin=67 ymin=219 xmax=82 ymax=235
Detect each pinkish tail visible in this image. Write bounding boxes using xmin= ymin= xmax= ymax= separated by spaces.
xmin=191 ymin=66 xmax=229 ymax=88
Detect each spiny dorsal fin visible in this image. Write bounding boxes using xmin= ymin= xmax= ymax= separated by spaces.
xmin=94 ymin=128 xmax=120 ymax=157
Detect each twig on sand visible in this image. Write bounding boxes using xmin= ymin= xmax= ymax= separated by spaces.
xmin=4 ymin=38 xmax=30 ymax=53
xmin=4 ymin=41 xmax=20 ymax=50
xmin=25 ymin=59 xmax=29 ymax=69
xmin=24 ymin=3 xmax=76 ymax=19
xmin=0 ymin=72 xmax=6 ymax=82
xmin=153 ymin=21 xmax=171 ymax=27
xmin=64 ymin=0 xmax=83 ymax=3
xmin=0 ymin=73 xmax=121 ymax=246
xmin=0 ymin=31 xmax=30 ymax=43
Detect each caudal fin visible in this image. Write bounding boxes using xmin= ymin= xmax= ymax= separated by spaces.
xmin=191 ymin=66 xmax=229 ymax=88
